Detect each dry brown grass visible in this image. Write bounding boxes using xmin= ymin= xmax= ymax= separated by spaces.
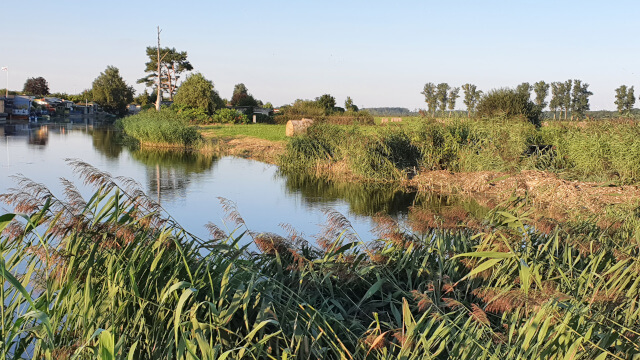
xmin=410 ymin=170 xmax=640 ymax=222
xmin=212 ymin=136 xmax=285 ymax=164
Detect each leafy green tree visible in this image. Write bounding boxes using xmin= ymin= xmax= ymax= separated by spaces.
xmin=627 ymin=86 xmax=636 ymax=112
xmin=436 ymin=83 xmax=450 ymax=114
xmin=461 ymin=83 xmax=482 ymax=117
xmin=549 ymin=82 xmax=561 ymax=119
xmin=137 ymin=47 xmax=193 ymax=101
xmin=69 ymin=89 xmax=93 ymax=103
xmin=48 ymin=92 xmax=70 ymax=99
xmin=421 ymin=83 xmax=438 ymax=116
xmin=516 ymin=82 xmax=531 ymax=99
xmin=533 ymin=81 xmax=550 ymax=110
xmin=563 ymin=79 xmax=573 ymax=119
xmin=212 ymin=108 xmax=249 ymax=124
xmin=91 ymin=66 xmax=134 ymax=116
xmin=134 ymin=89 xmax=152 ymax=106
xmin=230 ymin=83 xmax=259 ymax=107
xmin=615 ymin=85 xmax=636 ymax=114
xmin=615 ymin=85 xmax=628 ymax=114
xmin=447 ymin=87 xmax=460 ymax=117
xmin=0 ymin=89 xmax=19 ymax=96
xmin=263 ymin=102 xmax=273 ymax=109
xmin=23 ymin=77 xmax=49 ymax=96
xmin=315 ymin=94 xmax=336 ymax=115
xmin=570 ymin=80 xmax=592 ymax=119
xmin=344 ymin=96 xmax=358 ymax=112
xmin=232 ymin=83 xmax=248 ymax=98
xmin=549 ymin=81 xmax=564 ymax=119
xmin=549 ymin=82 xmax=559 ymax=120
xmin=173 ymin=72 xmax=224 ymax=115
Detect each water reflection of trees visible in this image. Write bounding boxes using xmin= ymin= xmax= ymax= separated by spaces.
xmin=90 ymin=127 xmax=123 ymax=158
xmin=282 ymin=171 xmax=493 ymax=233
xmin=281 ymin=172 xmax=417 ymax=216
xmin=131 ymin=149 xmax=218 ymax=204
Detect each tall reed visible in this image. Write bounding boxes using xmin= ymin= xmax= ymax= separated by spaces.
xmin=1 ymin=160 xmax=640 ymax=359
xmin=118 ymin=109 xmax=201 ymax=147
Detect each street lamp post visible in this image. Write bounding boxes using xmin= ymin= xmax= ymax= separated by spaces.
xmin=1 ymin=67 xmax=8 ymax=97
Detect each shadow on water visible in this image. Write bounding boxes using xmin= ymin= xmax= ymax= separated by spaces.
xmin=280 ymin=171 xmax=417 ymax=216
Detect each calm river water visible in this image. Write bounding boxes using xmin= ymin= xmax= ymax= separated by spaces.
xmin=0 ymin=121 xmax=417 ymax=243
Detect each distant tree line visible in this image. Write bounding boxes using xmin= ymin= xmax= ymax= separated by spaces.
xmin=365 ymin=108 xmax=418 ymax=116
xmin=419 ymin=79 xmax=640 ymax=121
xmin=422 ymin=83 xmax=479 ymax=118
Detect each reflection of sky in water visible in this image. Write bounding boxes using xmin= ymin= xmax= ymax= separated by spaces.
xmin=0 ymin=124 xmax=404 ymax=244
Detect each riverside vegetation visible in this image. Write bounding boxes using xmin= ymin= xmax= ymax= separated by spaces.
xmin=2 ymin=160 xmax=640 ymax=359
xmin=117 ymin=104 xmax=640 ymax=223
xmin=118 ymin=102 xmax=640 ymax=186
xmin=72 ymin=91 xmax=640 ymax=358
xmin=280 ymin=118 xmax=640 ymax=184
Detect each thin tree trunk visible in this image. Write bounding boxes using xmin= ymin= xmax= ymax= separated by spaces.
xmin=168 ymin=63 xmax=176 ymax=101
xmin=155 ymin=26 xmax=162 ymax=111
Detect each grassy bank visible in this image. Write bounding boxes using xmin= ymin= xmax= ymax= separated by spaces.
xmin=2 ymin=162 xmax=640 ymax=359
xmin=280 ymin=118 xmax=640 ymax=184
xmin=199 ymin=123 xmax=287 ymax=142
xmin=119 ymin=110 xmax=287 ymax=163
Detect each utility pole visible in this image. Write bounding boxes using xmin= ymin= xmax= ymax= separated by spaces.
xmin=155 ymin=26 xmax=162 ymax=111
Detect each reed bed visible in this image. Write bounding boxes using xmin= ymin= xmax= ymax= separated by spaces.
xmin=280 ymin=119 xmax=640 ymax=184
xmin=118 ymin=109 xmax=201 ymax=148
xmin=1 ymin=161 xmax=640 ymax=359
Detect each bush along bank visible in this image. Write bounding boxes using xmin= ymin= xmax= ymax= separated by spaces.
xmin=279 ymin=123 xmax=420 ymax=181
xmin=279 ymin=118 xmax=640 ymax=184
xmin=118 ymin=108 xmax=202 ymax=148
xmin=2 ymin=162 xmax=640 ymax=359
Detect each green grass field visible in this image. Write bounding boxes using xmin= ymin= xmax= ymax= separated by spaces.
xmin=199 ymin=123 xmax=288 ymax=142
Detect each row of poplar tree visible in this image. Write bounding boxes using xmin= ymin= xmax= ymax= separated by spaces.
xmin=422 ymin=81 xmax=638 ymax=118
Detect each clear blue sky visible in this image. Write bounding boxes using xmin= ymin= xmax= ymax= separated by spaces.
xmin=2 ymin=0 xmax=638 ymax=110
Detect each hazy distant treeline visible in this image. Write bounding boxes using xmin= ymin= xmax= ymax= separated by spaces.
xmin=363 ymin=107 xmax=418 ymax=116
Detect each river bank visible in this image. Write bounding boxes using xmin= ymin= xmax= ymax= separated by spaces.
xmin=119 ymin=110 xmax=640 ymax=225
xmin=201 ymin=133 xmax=285 ymax=164
xmin=197 ymin=132 xmax=640 ymax=226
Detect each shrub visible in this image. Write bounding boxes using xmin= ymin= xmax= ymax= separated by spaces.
xmin=212 ymin=108 xmax=249 ymax=124
xmin=476 ymin=88 xmax=541 ymax=125
xmin=172 ymin=103 xmax=211 ymax=124
xmin=280 ymin=124 xmax=419 ymax=180
xmin=350 ymin=129 xmax=421 ymax=180
xmin=118 ymin=109 xmax=201 ymax=147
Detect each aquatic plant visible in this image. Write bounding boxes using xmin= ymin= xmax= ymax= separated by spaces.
xmin=1 ymin=160 xmax=640 ymax=359
xmin=280 ymin=118 xmax=640 ymax=184
xmin=118 ymin=109 xmax=201 ymax=147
